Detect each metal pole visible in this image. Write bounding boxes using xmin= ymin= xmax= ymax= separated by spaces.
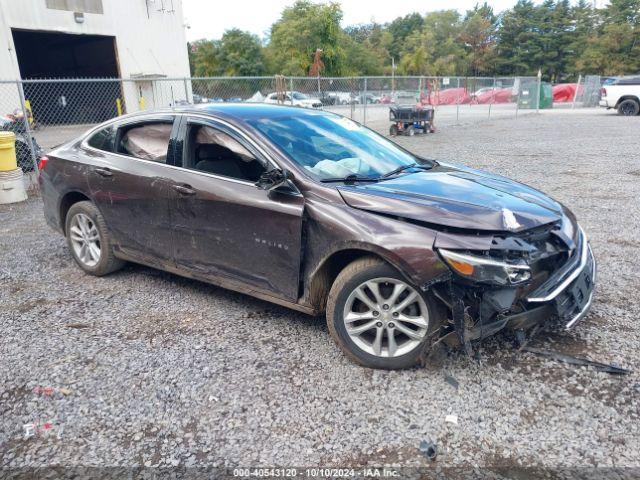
xmin=289 ymin=77 xmax=293 ymax=106
xmin=183 ymin=77 xmax=189 ymax=103
xmin=536 ymin=69 xmax=542 ymax=113
xmin=572 ymin=74 xmax=582 ymax=109
xmin=392 ymin=57 xmax=395 ymax=95
xmin=488 ymin=77 xmax=496 ymax=119
xmin=350 ymin=77 xmax=355 ymax=119
xmin=456 ymin=77 xmax=460 ymax=124
xmin=515 ymin=77 xmax=521 ymax=119
xmin=363 ymin=77 xmax=367 ymax=125
xmin=15 ymin=80 xmax=40 ymax=175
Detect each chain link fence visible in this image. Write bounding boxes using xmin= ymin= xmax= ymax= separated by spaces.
xmin=0 ymin=81 xmax=40 ymax=178
xmin=571 ymin=75 xmax=602 ymax=108
xmin=1 ymin=74 xmax=602 ymax=189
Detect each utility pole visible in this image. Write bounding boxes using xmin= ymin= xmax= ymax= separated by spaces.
xmin=392 ymin=56 xmax=396 ymax=94
xmin=536 ymin=68 xmax=542 ymax=113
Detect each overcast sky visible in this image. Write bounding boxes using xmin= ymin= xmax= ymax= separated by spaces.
xmin=182 ymin=0 xmax=525 ymax=42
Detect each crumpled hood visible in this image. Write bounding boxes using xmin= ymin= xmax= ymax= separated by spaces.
xmin=337 ymin=163 xmax=563 ymax=232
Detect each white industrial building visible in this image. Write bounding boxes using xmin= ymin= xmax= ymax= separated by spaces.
xmin=0 ymin=0 xmax=191 ymax=117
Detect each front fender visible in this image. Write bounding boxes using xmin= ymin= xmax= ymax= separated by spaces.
xmin=302 ymin=197 xmax=449 ymax=291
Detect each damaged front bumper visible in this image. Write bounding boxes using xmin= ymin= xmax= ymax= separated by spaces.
xmin=433 ymin=226 xmax=596 ymax=348
xmin=526 ymin=229 xmax=596 ymax=329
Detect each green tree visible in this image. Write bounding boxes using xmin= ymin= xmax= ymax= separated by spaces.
xmin=216 ymin=29 xmax=266 ymax=76
xmin=189 ymin=39 xmax=220 ymax=76
xmin=343 ymin=23 xmax=388 ymax=74
xmin=398 ymin=11 xmax=466 ymax=76
xmin=386 ymin=13 xmax=424 ymax=59
xmin=496 ymin=1 xmax=537 ymax=75
xmin=539 ymin=0 xmax=574 ymax=81
xmin=186 ymin=0 xmax=640 ymax=79
xmin=188 ymin=31 xmax=265 ymax=77
xmin=566 ymin=0 xmax=599 ymax=77
xmin=460 ymin=3 xmax=498 ymax=76
xmin=577 ymin=0 xmax=640 ymax=74
xmin=266 ymin=0 xmax=346 ymax=76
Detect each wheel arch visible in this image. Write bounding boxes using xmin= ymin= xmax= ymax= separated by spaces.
xmin=616 ymin=95 xmax=640 ymax=107
xmin=58 ymin=190 xmax=92 ymax=234
xmin=305 ymin=244 xmax=412 ymax=313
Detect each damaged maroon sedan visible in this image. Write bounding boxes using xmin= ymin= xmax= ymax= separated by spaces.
xmin=40 ymin=104 xmax=596 ymax=369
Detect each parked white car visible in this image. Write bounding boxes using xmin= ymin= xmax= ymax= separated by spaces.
xmin=599 ymin=76 xmax=640 ymax=115
xmin=264 ymin=91 xmax=322 ymax=109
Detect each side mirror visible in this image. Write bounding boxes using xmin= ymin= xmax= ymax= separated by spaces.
xmin=255 ymin=168 xmax=288 ymax=191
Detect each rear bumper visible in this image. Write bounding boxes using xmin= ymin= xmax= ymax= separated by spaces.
xmin=599 ymin=99 xmax=611 ymax=108
xmin=39 ymin=170 xmax=64 ymax=233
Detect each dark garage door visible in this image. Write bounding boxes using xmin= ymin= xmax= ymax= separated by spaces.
xmin=12 ymin=29 xmax=123 ymax=125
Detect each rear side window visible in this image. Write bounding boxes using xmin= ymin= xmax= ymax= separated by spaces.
xmin=616 ymin=76 xmax=640 ymax=85
xmin=87 ymin=125 xmax=116 ymax=152
xmin=117 ymin=121 xmax=173 ymax=163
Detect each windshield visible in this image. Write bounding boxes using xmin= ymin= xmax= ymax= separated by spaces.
xmin=292 ymin=92 xmax=308 ymax=100
xmin=248 ymin=113 xmax=419 ymax=180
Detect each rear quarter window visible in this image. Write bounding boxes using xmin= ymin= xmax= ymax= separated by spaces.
xmin=615 ymin=76 xmax=640 ymax=85
xmin=117 ymin=122 xmax=173 ymax=163
xmin=87 ymin=125 xmax=116 ymax=152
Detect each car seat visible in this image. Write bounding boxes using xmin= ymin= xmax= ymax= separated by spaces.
xmin=195 ymin=144 xmax=243 ymax=179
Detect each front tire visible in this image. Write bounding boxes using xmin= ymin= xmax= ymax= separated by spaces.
xmin=326 ymin=257 xmax=443 ymax=369
xmin=617 ymin=99 xmax=640 ymax=116
xmin=65 ymin=201 xmax=125 ymax=276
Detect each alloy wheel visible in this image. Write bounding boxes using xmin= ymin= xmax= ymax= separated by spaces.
xmin=69 ymin=213 xmax=101 ymax=267
xmin=620 ymin=100 xmax=638 ymax=116
xmin=342 ymin=277 xmax=429 ymax=358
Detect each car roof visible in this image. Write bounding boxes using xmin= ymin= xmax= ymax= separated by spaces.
xmin=195 ymin=102 xmax=328 ymax=120
xmin=105 ymin=103 xmax=332 ymax=130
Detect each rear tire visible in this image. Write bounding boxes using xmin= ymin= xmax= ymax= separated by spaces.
xmin=326 ymin=257 xmax=444 ymax=369
xmin=617 ymin=99 xmax=640 ymax=116
xmin=65 ymin=201 xmax=125 ymax=276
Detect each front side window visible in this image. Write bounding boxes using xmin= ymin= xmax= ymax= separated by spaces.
xmin=87 ymin=124 xmax=116 ymax=152
xmin=249 ymin=113 xmax=419 ymax=180
xmin=183 ymin=122 xmax=266 ymax=182
xmin=117 ymin=121 xmax=172 ymax=163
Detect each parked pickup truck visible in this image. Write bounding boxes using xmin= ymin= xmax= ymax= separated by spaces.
xmin=599 ymin=76 xmax=640 ymax=115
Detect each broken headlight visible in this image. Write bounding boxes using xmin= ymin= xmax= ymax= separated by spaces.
xmin=438 ymin=249 xmax=531 ymax=286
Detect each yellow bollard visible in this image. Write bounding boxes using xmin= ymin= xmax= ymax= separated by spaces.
xmin=138 ymin=96 xmax=145 ymax=110
xmin=24 ymin=100 xmax=34 ymax=126
xmin=116 ymin=98 xmax=123 ymax=116
xmin=0 ymin=131 xmax=18 ymax=172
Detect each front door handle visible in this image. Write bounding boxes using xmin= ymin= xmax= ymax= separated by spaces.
xmin=172 ymin=184 xmax=196 ymax=196
xmin=94 ymin=167 xmax=113 ymax=177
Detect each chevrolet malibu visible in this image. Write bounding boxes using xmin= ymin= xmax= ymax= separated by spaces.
xmin=39 ymin=104 xmax=596 ymax=369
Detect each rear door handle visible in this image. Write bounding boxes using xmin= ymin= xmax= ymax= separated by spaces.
xmin=172 ymin=184 xmax=196 ymax=196
xmin=94 ymin=167 xmax=113 ymax=177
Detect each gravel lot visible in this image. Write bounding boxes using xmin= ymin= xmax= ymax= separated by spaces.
xmin=1 ymin=109 xmax=639 ymax=473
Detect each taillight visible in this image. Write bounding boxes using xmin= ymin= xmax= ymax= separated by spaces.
xmin=601 ymin=87 xmax=607 ymax=96
xmin=38 ymin=155 xmax=49 ymax=170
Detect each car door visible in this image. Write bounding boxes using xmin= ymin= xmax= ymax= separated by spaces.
xmin=168 ymin=115 xmax=304 ymax=301
xmin=85 ymin=115 xmax=178 ymax=267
